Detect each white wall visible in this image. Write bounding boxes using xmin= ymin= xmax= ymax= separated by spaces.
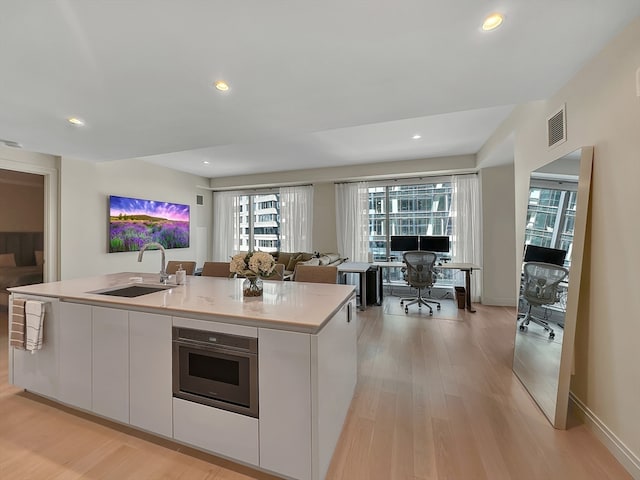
xmin=482 ymin=16 xmax=640 ymax=474
xmin=60 ymin=157 xmax=211 ymax=280
xmin=209 ymin=154 xmax=476 ymax=190
xmin=312 ymin=183 xmax=338 ymax=253
xmin=480 ymin=164 xmax=517 ymax=305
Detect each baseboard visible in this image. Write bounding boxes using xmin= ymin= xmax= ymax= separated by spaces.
xmin=481 ymin=296 xmax=517 ymax=307
xmin=569 ymin=392 xmax=640 ymax=479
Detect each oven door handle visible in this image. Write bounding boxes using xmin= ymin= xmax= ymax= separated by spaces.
xmin=173 ymin=338 xmax=255 ymax=356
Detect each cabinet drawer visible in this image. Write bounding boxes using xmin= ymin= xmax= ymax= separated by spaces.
xmin=173 ymin=398 xmax=259 ymax=466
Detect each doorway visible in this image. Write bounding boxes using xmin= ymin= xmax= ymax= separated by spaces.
xmin=0 ymin=168 xmax=45 ymax=311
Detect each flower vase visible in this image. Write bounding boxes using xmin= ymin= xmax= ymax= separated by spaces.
xmin=243 ymin=276 xmax=263 ymax=297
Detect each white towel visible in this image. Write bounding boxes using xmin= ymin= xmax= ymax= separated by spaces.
xmin=25 ymin=300 xmax=45 ymax=353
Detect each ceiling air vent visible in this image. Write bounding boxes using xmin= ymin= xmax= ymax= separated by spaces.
xmin=196 ymin=194 xmax=204 ymax=206
xmin=547 ymin=105 xmax=567 ymax=148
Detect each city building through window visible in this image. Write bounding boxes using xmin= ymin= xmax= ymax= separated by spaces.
xmin=238 ymin=193 xmax=280 ymax=253
xmin=368 ymin=182 xmax=454 ymax=285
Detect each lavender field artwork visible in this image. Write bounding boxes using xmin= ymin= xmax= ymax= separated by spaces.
xmin=109 ymin=195 xmax=190 ymax=253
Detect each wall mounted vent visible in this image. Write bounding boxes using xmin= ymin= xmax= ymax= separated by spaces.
xmin=196 ymin=194 xmax=204 ymax=206
xmin=547 ymin=105 xmax=567 ymax=148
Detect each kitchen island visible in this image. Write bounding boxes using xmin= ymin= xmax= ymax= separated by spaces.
xmin=8 ymin=273 xmax=357 ymax=480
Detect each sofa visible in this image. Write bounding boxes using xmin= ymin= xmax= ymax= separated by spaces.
xmin=273 ymin=251 xmax=347 ymax=280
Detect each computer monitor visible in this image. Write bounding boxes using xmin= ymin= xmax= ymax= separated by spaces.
xmin=523 ymin=244 xmax=567 ymax=266
xmin=419 ymin=235 xmax=450 ymax=253
xmin=390 ymin=235 xmax=418 ymax=252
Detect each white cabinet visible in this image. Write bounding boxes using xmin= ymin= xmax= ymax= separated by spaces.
xmin=129 ymin=311 xmax=172 ymax=437
xmin=58 ymin=302 xmax=92 ymax=409
xmin=259 ymin=328 xmax=312 ymax=480
xmin=11 ymin=295 xmax=60 ymax=399
xmin=11 ymin=294 xmax=358 ymax=480
xmin=173 ymin=398 xmax=259 ymax=466
xmin=92 ymin=306 xmax=129 ymax=423
xmin=312 ymin=298 xmax=357 ymax=480
xmin=258 ymin=297 xmax=357 ymax=480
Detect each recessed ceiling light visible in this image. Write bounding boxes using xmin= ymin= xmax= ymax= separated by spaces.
xmin=214 ymin=81 xmax=229 ymax=92
xmin=203 ymin=161 xmax=210 ymax=165
xmin=68 ymin=117 xmax=85 ymax=126
xmin=412 ymin=134 xmax=422 ymax=140
xmin=482 ymin=13 xmax=504 ymax=31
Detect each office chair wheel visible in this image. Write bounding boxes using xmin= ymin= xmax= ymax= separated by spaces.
xmin=549 ymin=332 xmax=555 ymax=339
xmin=400 ymin=300 xmax=404 ymax=306
xmin=429 ymin=310 xmax=433 ymax=316
xmin=437 ymin=305 xmax=441 ymax=310
xmin=404 ymin=307 xmax=409 ymax=314
xmin=519 ymin=324 xmax=527 ymax=331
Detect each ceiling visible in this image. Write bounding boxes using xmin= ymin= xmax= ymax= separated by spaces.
xmin=1 ymin=1 xmax=639 ymax=179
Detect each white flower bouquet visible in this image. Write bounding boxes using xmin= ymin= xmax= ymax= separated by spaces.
xmin=230 ymin=251 xmax=276 ymax=278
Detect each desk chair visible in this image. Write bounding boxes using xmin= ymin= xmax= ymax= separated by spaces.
xmin=201 ymin=262 xmax=231 ymax=277
xmin=294 ymin=265 xmax=338 ymax=284
xmin=400 ymin=251 xmax=441 ymax=315
xmin=166 ymin=261 xmax=196 ymax=275
xmin=519 ymin=261 xmax=569 ymax=339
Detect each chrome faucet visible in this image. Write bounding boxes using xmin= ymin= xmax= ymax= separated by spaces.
xmin=137 ymin=242 xmax=169 ymax=284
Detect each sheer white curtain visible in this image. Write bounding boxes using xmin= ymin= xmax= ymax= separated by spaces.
xmin=335 ymin=182 xmax=369 ymax=262
xmin=213 ymin=191 xmax=241 ymax=261
xmin=451 ymin=174 xmax=482 ymax=302
xmin=279 ymin=185 xmax=313 ymax=252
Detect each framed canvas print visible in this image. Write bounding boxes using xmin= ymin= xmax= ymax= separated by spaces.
xmin=108 ymin=195 xmax=190 ymax=253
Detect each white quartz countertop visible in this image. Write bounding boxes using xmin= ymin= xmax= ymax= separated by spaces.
xmin=9 ymin=272 xmax=356 ymax=334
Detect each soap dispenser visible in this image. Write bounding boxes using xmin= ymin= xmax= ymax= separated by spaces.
xmin=176 ymin=264 xmax=186 ymax=285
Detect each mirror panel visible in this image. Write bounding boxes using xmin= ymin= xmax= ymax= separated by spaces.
xmin=513 ymin=146 xmax=593 ymax=428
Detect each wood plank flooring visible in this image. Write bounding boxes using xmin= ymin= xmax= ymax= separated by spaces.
xmin=0 ymin=298 xmax=632 ymax=479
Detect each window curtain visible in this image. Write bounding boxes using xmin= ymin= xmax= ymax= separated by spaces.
xmin=451 ymin=174 xmax=482 ymax=302
xmin=335 ymin=182 xmax=369 ymax=262
xmin=213 ymin=191 xmax=241 ymax=261
xmin=279 ymin=185 xmax=313 ymax=252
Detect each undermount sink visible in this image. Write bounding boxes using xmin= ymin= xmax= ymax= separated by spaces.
xmin=91 ymin=284 xmax=173 ymax=298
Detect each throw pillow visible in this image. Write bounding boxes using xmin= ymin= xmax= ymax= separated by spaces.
xmin=286 ymin=254 xmax=303 ymax=272
xmin=277 ymin=252 xmax=294 ymax=267
xmin=0 ymin=253 xmax=16 ymax=267
xmin=318 ymin=255 xmax=331 ymax=266
xmin=324 ymin=253 xmax=341 ymax=264
xmin=298 ymin=258 xmax=320 ymax=267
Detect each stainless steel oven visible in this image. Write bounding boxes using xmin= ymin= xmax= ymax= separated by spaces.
xmin=172 ymin=327 xmax=258 ymax=418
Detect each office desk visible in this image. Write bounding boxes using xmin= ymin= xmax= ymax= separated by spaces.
xmin=373 ymin=261 xmax=481 ymax=313
xmin=338 ymin=262 xmax=374 ymax=310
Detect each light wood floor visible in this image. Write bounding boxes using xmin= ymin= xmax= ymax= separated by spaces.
xmin=0 ymin=299 xmax=631 ymax=479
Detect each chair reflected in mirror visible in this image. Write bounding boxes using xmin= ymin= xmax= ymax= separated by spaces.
xmin=519 ymin=261 xmax=569 ymax=339
xmin=400 ymin=251 xmax=441 ymax=315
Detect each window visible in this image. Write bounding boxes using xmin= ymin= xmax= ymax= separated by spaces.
xmin=525 ymin=182 xmax=576 ymax=267
xmin=369 ymin=183 xmax=453 ymax=261
xmin=238 ymin=193 xmax=280 ymax=253
xmin=368 ymin=182 xmax=454 ymax=284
